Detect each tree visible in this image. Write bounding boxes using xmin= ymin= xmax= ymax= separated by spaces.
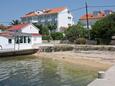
xmin=33 ymin=24 xmax=51 ymax=41
xmin=76 ymin=22 xmax=89 ymax=38
xmin=64 ymin=23 xmax=88 ymax=43
xmin=41 ymin=25 xmax=49 ymax=35
xmin=47 ymin=23 xmax=57 ymax=32
xmin=91 ymin=13 xmax=115 ymax=45
xmin=33 ymin=24 xmax=43 ymax=34
xmin=10 ymin=20 xmax=21 ymax=25
xmin=51 ymin=32 xmax=63 ymax=40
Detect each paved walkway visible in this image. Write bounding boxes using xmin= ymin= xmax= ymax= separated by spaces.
xmin=88 ymin=65 xmax=115 ymax=86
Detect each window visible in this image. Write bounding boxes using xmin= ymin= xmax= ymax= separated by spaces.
xmin=41 ymin=19 xmax=45 ymax=22
xmin=68 ymin=11 xmax=70 ymax=14
xmin=15 ymin=36 xmax=20 ymax=44
xmin=8 ymin=39 xmax=12 ymax=44
xmin=48 ymin=19 xmax=52 ymax=21
xmin=68 ymin=17 xmax=72 ymax=19
xmin=20 ymin=36 xmax=23 ymax=43
xmin=24 ymin=36 xmax=26 ymax=43
xmin=68 ymin=24 xmax=71 ymax=26
xmin=28 ymin=37 xmax=31 ymax=43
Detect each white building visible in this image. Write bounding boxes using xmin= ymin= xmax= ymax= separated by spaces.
xmin=0 ymin=23 xmax=42 ymax=50
xmin=21 ymin=7 xmax=74 ymax=32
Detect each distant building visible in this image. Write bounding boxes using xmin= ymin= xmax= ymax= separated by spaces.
xmin=21 ymin=7 xmax=74 ymax=32
xmin=79 ymin=10 xmax=113 ymax=29
xmin=0 ymin=23 xmax=42 ymax=50
xmin=0 ymin=25 xmax=8 ymax=33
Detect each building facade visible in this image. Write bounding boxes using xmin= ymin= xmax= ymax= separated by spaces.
xmin=0 ymin=23 xmax=42 ymax=50
xmin=79 ymin=10 xmax=113 ymax=29
xmin=21 ymin=7 xmax=74 ymax=32
xmin=0 ymin=32 xmax=32 ymax=50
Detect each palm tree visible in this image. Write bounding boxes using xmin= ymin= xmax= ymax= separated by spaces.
xmin=10 ymin=20 xmax=21 ymax=25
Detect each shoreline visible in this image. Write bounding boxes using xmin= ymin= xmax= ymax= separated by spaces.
xmin=34 ymin=51 xmax=114 ymax=70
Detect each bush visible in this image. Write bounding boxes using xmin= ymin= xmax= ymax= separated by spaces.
xmin=42 ymin=35 xmax=51 ymax=41
xmin=64 ymin=23 xmax=88 ymax=43
xmin=54 ymin=46 xmax=73 ymax=51
xmin=44 ymin=45 xmax=73 ymax=52
xmin=91 ymin=13 xmax=115 ymax=45
xmin=51 ymin=32 xmax=63 ymax=40
xmin=74 ymin=38 xmax=86 ymax=44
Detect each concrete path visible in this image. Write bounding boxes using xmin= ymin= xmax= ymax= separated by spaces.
xmin=88 ymin=65 xmax=115 ymax=86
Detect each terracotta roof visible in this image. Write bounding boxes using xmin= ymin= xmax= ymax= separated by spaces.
xmin=0 ymin=32 xmax=35 ymax=38
xmin=0 ymin=25 xmax=8 ymax=30
xmin=8 ymin=23 xmax=29 ymax=31
xmin=0 ymin=32 xmax=14 ymax=38
xmin=22 ymin=7 xmax=66 ymax=18
xmin=80 ymin=11 xmax=111 ymax=20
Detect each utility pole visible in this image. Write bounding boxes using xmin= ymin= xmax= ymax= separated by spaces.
xmin=85 ymin=1 xmax=90 ymax=39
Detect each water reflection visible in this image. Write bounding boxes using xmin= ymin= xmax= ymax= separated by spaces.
xmin=0 ymin=55 xmax=96 ymax=86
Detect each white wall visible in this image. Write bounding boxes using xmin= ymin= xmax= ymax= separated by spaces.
xmin=0 ymin=37 xmax=14 ymax=50
xmin=22 ymin=24 xmax=39 ymax=34
xmin=57 ymin=8 xmax=74 ymax=32
xmin=31 ymin=36 xmax=42 ymax=45
xmin=14 ymin=44 xmax=32 ymax=50
xmin=0 ymin=36 xmax=33 ymax=50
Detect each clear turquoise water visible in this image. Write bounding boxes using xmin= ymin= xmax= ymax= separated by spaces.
xmin=0 ymin=55 xmax=97 ymax=86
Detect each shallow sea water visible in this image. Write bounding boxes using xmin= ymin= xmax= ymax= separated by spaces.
xmin=0 ymin=55 xmax=97 ymax=86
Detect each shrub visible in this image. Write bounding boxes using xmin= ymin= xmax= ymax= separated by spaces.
xmin=51 ymin=32 xmax=64 ymax=40
xmin=42 ymin=35 xmax=51 ymax=41
xmin=74 ymin=38 xmax=86 ymax=44
xmin=91 ymin=13 xmax=115 ymax=45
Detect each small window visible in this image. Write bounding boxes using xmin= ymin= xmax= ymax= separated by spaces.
xmin=68 ymin=11 xmax=70 ymax=13
xmin=24 ymin=36 xmax=26 ymax=43
xmin=28 ymin=37 xmax=31 ymax=43
xmin=68 ymin=24 xmax=71 ymax=26
xmin=68 ymin=17 xmax=72 ymax=20
xmin=20 ymin=36 xmax=23 ymax=43
xmin=15 ymin=36 xmax=20 ymax=44
xmin=8 ymin=39 xmax=12 ymax=44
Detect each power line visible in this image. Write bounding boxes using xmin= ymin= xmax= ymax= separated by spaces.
xmin=88 ymin=5 xmax=115 ymax=8
xmin=1 ymin=5 xmax=115 ymax=24
xmin=70 ymin=6 xmax=86 ymax=12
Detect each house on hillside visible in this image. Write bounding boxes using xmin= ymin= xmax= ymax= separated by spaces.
xmin=0 ymin=23 xmax=42 ymax=50
xmin=21 ymin=7 xmax=74 ymax=32
xmin=79 ymin=10 xmax=113 ymax=29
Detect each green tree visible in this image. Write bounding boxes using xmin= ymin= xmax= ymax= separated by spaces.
xmin=10 ymin=20 xmax=21 ymax=25
xmin=47 ymin=24 xmax=57 ymax=32
xmin=64 ymin=23 xmax=88 ymax=43
xmin=51 ymin=32 xmax=63 ymax=40
xmin=41 ymin=25 xmax=49 ymax=35
xmin=33 ymin=24 xmax=50 ymax=41
xmin=33 ymin=24 xmax=43 ymax=34
xmin=76 ymin=22 xmax=89 ymax=38
xmin=91 ymin=13 xmax=115 ymax=45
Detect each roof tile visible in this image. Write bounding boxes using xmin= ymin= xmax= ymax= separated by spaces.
xmin=22 ymin=7 xmax=66 ymax=18
xmin=8 ymin=23 xmax=29 ymax=31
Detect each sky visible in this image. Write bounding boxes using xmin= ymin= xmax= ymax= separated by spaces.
xmin=0 ymin=0 xmax=115 ymax=25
